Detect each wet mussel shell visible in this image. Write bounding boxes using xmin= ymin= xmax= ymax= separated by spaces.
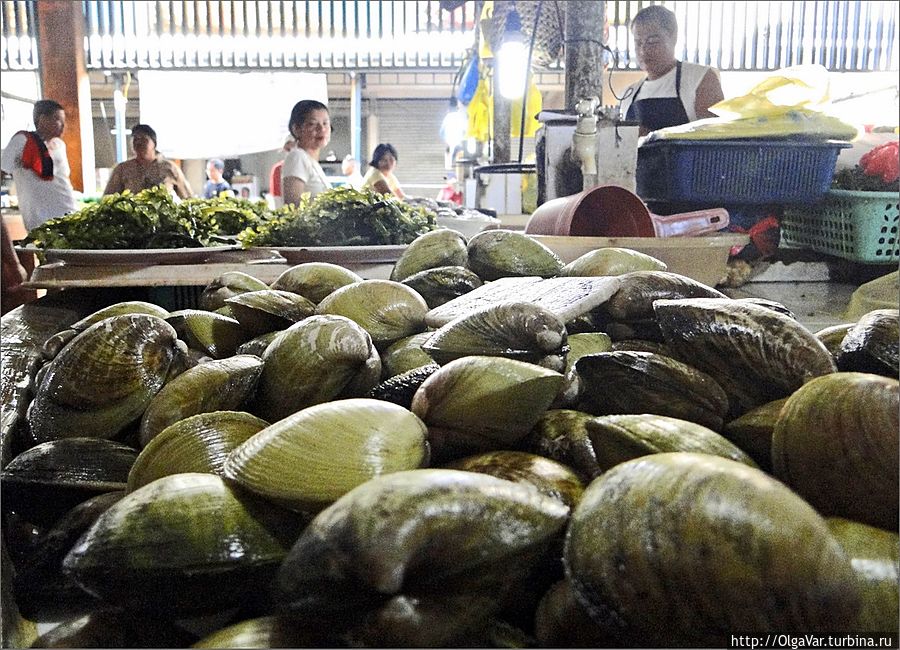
xmin=564 ymin=332 xmax=612 ymax=374
xmin=771 ymin=372 xmax=899 ymax=531
xmin=835 ymin=308 xmax=899 ymax=378
xmin=525 ymin=409 xmax=603 ymax=482
xmin=62 ymin=473 xmax=303 ymax=616
xmin=654 ymin=298 xmax=837 ymax=417
xmin=826 ymin=517 xmax=900 ymax=638
xmin=534 ymin=579 xmax=612 ymax=648
xmin=815 ymin=323 xmax=855 ymax=358
xmin=380 ymin=332 xmax=435 ymax=378
xmin=225 ymin=290 xmax=316 ymax=337
xmin=444 ymin=450 xmax=585 ymax=510
xmin=315 ymin=279 xmax=428 ymax=349
xmin=721 ymin=397 xmax=787 ymax=472
xmin=559 ymin=247 xmax=667 ymax=278
xmin=199 ymin=271 xmax=269 ymax=312
xmin=29 ymin=610 xmax=199 ymax=649
xmin=366 ymin=363 xmax=441 ymax=409
xmin=564 ymin=452 xmax=862 ymax=646
xmin=27 ymin=314 xmax=181 ymax=444
xmin=128 ymin=411 xmax=270 ymax=492
xmin=11 ymin=491 xmax=123 ymax=622
xmin=583 ymin=413 xmax=757 ymax=471
xmin=192 ymin=615 xmax=327 ymax=649
xmin=411 ymin=356 xmax=565 ymax=459
xmin=1 ymin=438 xmax=136 ymax=528
xmin=390 ymin=228 xmax=469 ymax=282
xmin=274 ymin=469 xmax=569 ymax=647
xmin=269 ymin=262 xmax=363 ymax=305
xmin=599 ymin=271 xmax=726 ymax=323
xmin=138 ymin=354 xmax=264 ymax=447
xmin=423 ymin=301 xmax=568 ymax=371
xmin=251 ymin=315 xmax=381 ymax=423
xmin=400 ymin=265 xmax=483 ymax=308
xmin=165 ymin=309 xmax=246 ymax=360
xmin=224 ymin=398 xmax=429 ymax=513
xmin=235 ymin=331 xmax=281 ymax=357
xmin=575 ymin=351 xmax=730 ymax=431
xmin=466 ymin=230 xmax=564 ymax=281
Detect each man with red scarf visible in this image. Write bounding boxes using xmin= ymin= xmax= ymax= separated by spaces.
xmin=1 ymin=99 xmax=77 ymax=231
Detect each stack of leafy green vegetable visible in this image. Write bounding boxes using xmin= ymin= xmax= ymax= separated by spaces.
xmin=238 ymin=186 xmax=436 ymax=247
xmin=23 ymin=186 xmax=261 ymax=250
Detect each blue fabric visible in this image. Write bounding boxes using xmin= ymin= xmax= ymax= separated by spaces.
xmin=458 ymin=55 xmax=480 ymax=105
xmin=203 ymin=180 xmax=232 ymax=199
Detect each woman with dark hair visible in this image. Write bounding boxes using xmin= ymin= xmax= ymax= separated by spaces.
xmin=282 ymin=99 xmax=332 ymax=205
xmin=103 ymin=123 xmax=193 ymax=199
xmin=619 ymin=5 xmax=724 ymax=136
xmin=362 ymin=143 xmax=406 ymax=199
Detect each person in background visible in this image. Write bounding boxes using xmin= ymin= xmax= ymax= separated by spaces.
xmin=362 ymin=143 xmax=406 ymax=199
xmin=0 ymin=99 xmax=77 ymax=231
xmin=341 ymin=155 xmax=364 ymax=190
xmin=437 ymin=172 xmax=463 ymax=206
xmin=240 ymin=187 xmax=251 ymax=199
xmin=103 ymin=124 xmax=193 ymax=199
xmin=282 ymin=100 xmax=333 ymax=206
xmin=268 ymin=135 xmax=296 ymax=208
xmin=618 ymin=5 xmax=724 ymax=137
xmin=1 ymin=220 xmax=33 ymax=314
xmin=203 ymin=158 xmax=231 ymax=198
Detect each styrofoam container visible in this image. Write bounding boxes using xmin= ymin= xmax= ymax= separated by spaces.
xmin=436 ymin=215 xmax=502 ymax=240
xmin=531 ymin=234 xmax=750 ymax=288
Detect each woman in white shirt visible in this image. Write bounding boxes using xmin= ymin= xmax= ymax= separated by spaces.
xmin=619 ymin=5 xmax=724 ymax=137
xmin=282 ymin=100 xmax=333 ymax=206
xmin=362 ymin=143 xmax=406 ymax=199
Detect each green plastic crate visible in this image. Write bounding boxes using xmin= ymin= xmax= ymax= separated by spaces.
xmin=781 ymin=189 xmax=900 ymax=263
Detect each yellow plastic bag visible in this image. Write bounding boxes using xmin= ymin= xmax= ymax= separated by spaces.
xmin=647 ymin=64 xmax=858 ymax=142
xmin=467 ymin=75 xmax=493 ymax=142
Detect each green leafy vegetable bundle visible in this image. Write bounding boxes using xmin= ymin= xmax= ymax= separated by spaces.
xmin=23 ymin=186 xmax=266 ymax=250
xmin=238 ymin=186 xmax=437 ymax=247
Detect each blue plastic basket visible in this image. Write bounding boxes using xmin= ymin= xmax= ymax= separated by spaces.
xmin=636 ymin=139 xmax=851 ymax=204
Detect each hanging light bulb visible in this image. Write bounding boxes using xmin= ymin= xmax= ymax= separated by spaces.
xmin=440 ymin=97 xmax=468 ymax=148
xmin=497 ymin=5 xmax=528 ymax=100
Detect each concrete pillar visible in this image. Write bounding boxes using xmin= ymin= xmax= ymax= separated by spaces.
xmin=36 ymin=1 xmax=95 ymax=193
xmin=365 ymin=97 xmax=379 ymax=163
xmin=564 ymin=0 xmax=606 ymax=110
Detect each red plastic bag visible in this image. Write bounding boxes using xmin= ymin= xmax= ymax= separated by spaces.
xmin=859 ymin=141 xmax=900 ymax=184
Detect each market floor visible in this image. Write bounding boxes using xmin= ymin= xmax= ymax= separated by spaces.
xmin=723 ymin=279 xmax=859 ymax=332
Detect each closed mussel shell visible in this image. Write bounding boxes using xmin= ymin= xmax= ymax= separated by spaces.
xmin=270 ymin=262 xmax=363 ymax=305
xmin=564 ymin=453 xmax=862 ymax=646
xmin=722 ymin=397 xmax=787 ymax=472
xmin=423 ymin=301 xmax=568 ymax=370
xmin=600 ymin=271 xmax=726 ymax=322
xmin=366 ymin=363 xmax=441 ymax=409
xmin=166 ymin=309 xmax=246 ymax=359
xmin=466 ymin=230 xmax=563 ymax=281
xmin=27 ymin=314 xmax=180 ymax=443
xmin=815 ymin=323 xmax=855 ymax=357
xmin=42 ymin=302 xmax=170 ymax=360
xmin=534 ymin=579 xmax=611 ymax=648
xmin=30 ymin=611 xmax=198 ymax=649
xmin=252 ymin=315 xmax=381 ymax=422
xmin=559 ymin=247 xmax=667 ymax=277
xmin=139 ymin=354 xmax=264 ymax=447
xmin=411 ymin=355 xmax=565 ymax=458
xmin=199 ymin=271 xmax=270 ymax=312
xmin=444 ymin=450 xmax=585 ymax=509
xmin=390 ymin=228 xmax=468 ymax=282
xmin=225 ymin=289 xmax=316 ymax=337
xmin=564 ymin=332 xmax=612 ymax=374
xmin=575 ymin=351 xmax=730 ymax=431
xmin=12 ymin=491 xmax=123 ymax=622
xmin=128 ymin=411 xmax=269 ymax=492
xmin=826 ymin=517 xmax=899 ymax=637
xmin=583 ymin=413 xmax=757 ymax=472
xmin=772 ymin=372 xmax=899 ymax=530
xmin=62 ymin=473 xmax=303 ymax=616
xmin=835 ymin=308 xmax=899 ymax=377
xmin=192 ymin=615 xmax=325 ymax=649
xmin=1 ymin=438 xmax=137 ymax=528
xmin=400 ymin=265 xmax=483 ymax=308
xmin=380 ymin=332 xmax=435 ymax=378
xmin=525 ymin=409 xmax=602 ymax=482
xmin=224 ymin=399 xmax=428 ymax=512
xmin=235 ymin=331 xmax=281 ymax=357
xmin=315 ymin=279 xmax=428 ymax=349
xmin=654 ymin=298 xmax=837 ymax=417
xmin=274 ymin=469 xmax=569 ymax=646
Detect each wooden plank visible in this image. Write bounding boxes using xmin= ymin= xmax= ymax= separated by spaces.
xmin=425 ymin=276 xmax=625 ymax=328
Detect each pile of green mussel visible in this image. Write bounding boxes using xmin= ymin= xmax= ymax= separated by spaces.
xmin=1 ymin=228 xmax=897 ymax=648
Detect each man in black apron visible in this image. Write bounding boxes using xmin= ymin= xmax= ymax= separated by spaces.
xmin=622 ymin=6 xmax=723 ymax=137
